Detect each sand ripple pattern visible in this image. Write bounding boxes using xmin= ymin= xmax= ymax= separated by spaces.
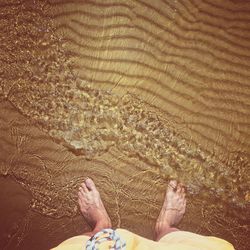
xmin=0 ymin=0 xmax=250 ymax=249
xmin=1 ymin=0 xmax=249 ymax=207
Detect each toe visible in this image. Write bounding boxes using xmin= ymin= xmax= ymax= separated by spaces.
xmin=177 ymin=183 xmax=182 ymax=194
xmin=181 ymin=187 xmax=186 ymax=198
xmin=85 ymin=178 xmax=97 ymax=191
xmin=78 ymin=192 xmax=84 ymax=206
xmin=168 ymin=180 xmax=177 ymax=192
xmin=81 ymin=183 xmax=88 ymax=193
xmin=79 ymin=187 xmax=87 ymax=200
xmin=78 ymin=189 xmax=84 ymax=199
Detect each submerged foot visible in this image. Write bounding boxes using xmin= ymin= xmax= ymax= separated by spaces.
xmin=155 ymin=180 xmax=186 ymax=240
xmin=78 ymin=178 xmax=111 ymax=231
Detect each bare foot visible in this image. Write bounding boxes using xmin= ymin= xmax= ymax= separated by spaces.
xmin=78 ymin=178 xmax=111 ymax=232
xmin=155 ymin=180 xmax=186 ymax=240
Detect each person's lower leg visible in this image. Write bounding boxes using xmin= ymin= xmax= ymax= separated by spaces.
xmin=82 ymin=219 xmax=111 ymax=237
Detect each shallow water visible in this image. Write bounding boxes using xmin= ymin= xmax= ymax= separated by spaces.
xmin=0 ymin=0 xmax=250 ymax=249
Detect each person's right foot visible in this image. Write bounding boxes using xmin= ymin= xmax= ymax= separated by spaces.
xmin=78 ymin=178 xmax=111 ymax=231
xmin=155 ymin=180 xmax=186 ymax=239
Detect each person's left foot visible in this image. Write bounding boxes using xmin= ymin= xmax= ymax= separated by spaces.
xmin=78 ymin=178 xmax=111 ymax=231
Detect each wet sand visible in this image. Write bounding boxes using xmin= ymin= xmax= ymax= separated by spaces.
xmin=0 ymin=0 xmax=250 ymax=249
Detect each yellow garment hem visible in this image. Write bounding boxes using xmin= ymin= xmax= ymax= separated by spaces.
xmin=51 ymin=229 xmax=235 ymax=250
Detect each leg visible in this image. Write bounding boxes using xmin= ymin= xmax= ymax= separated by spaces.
xmin=78 ymin=178 xmax=112 ymax=237
xmin=154 ymin=180 xmax=186 ymax=241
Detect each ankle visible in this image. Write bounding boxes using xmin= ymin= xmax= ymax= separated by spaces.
xmin=94 ymin=219 xmax=112 ymax=231
xmin=154 ymin=225 xmax=179 ymax=241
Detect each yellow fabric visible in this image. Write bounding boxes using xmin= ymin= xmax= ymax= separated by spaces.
xmin=51 ymin=229 xmax=235 ymax=250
